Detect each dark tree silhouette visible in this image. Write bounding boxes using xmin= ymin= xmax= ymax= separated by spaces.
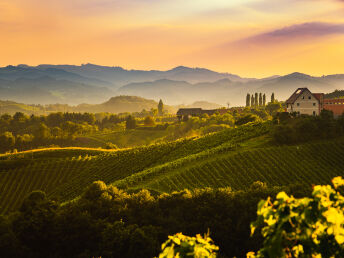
xmin=263 ymin=94 xmax=266 ymax=106
xmin=246 ymin=94 xmax=251 ymax=107
xmin=158 ymin=99 xmax=164 ymax=116
xmin=271 ymin=93 xmax=275 ymax=103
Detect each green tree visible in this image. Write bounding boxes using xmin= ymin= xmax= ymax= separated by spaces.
xmin=265 ymin=102 xmax=282 ymax=115
xmin=246 ymin=94 xmax=251 ymax=107
xmin=158 ymin=99 xmax=164 ymax=116
xmin=51 ymin=127 xmax=63 ymax=137
xmin=251 ymin=95 xmax=255 ymax=107
xmin=33 ymin=123 xmax=50 ymax=139
xmin=125 ymin=115 xmax=136 ymax=130
xmin=16 ymin=134 xmax=33 ymax=150
xmin=263 ymin=94 xmax=266 ymax=106
xmin=254 ymin=93 xmax=258 ymax=107
xmin=144 ymin=116 xmax=155 ymax=126
xmin=61 ymin=121 xmax=81 ymax=136
xmin=0 ymin=131 xmax=15 ymax=151
xmin=259 ymin=93 xmax=262 ymax=106
xmin=13 ymin=112 xmax=27 ymax=122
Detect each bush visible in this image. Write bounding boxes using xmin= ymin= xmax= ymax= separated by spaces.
xmin=235 ymin=114 xmax=259 ymax=126
xmin=105 ymin=142 xmax=118 ymax=149
xmin=159 ymin=233 xmax=218 ymax=258
xmin=144 ymin=116 xmax=155 ymax=126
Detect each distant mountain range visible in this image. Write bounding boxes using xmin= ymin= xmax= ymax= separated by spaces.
xmin=1 ymin=64 xmax=344 ymax=106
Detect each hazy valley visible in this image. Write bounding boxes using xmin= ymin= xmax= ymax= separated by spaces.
xmin=1 ymin=64 xmax=344 ymax=107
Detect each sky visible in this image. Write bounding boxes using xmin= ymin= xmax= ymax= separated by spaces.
xmin=0 ymin=0 xmax=344 ymax=77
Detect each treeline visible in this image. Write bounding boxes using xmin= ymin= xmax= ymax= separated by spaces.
xmin=0 ymin=112 xmax=133 ymax=153
xmin=273 ymin=110 xmax=344 ymax=144
xmin=245 ymin=93 xmax=275 ymax=108
xmin=0 ymin=108 xmax=274 ymax=153
xmin=0 ymin=181 xmax=310 ymax=258
xmin=324 ymin=89 xmax=344 ymax=99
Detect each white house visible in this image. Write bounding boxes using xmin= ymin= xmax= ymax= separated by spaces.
xmin=286 ymin=88 xmax=323 ymax=116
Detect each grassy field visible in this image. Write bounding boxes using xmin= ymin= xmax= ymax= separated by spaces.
xmin=1 ymin=121 xmax=344 ymax=214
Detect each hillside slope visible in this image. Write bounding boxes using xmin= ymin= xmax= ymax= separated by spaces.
xmin=1 ymin=122 xmax=344 ymax=214
xmin=0 ymin=123 xmax=268 ymax=213
xmin=117 ymin=140 xmax=344 ymax=193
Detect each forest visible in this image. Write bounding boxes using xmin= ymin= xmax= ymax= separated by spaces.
xmin=0 ymin=180 xmax=310 ymax=258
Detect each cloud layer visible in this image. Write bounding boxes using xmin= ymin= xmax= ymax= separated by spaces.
xmin=241 ymin=22 xmax=344 ymax=45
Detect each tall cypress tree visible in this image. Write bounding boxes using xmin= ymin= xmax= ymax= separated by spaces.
xmin=158 ymin=99 xmax=164 ymax=116
xmin=125 ymin=115 xmax=136 ymax=130
xmin=259 ymin=93 xmax=262 ymax=106
xmin=251 ymin=95 xmax=255 ymax=107
xmin=255 ymin=93 xmax=258 ymax=107
xmin=263 ymin=94 xmax=266 ymax=106
xmin=246 ymin=93 xmax=250 ymax=107
xmin=271 ymin=93 xmax=275 ymax=103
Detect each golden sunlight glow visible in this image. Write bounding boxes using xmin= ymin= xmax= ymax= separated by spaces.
xmin=0 ymin=0 xmax=344 ymax=76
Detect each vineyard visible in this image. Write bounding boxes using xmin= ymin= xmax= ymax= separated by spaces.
xmin=0 ymin=122 xmax=269 ymax=213
xmin=2 ymin=121 xmax=344 ymax=214
xmin=123 ymin=141 xmax=344 ymax=193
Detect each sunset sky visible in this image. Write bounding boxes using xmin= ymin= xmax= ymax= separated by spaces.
xmin=1 ymin=0 xmax=344 ymax=77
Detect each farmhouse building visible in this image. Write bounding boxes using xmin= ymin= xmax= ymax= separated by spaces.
xmin=286 ymin=88 xmax=344 ymax=116
xmin=323 ymin=99 xmax=344 ymax=116
xmin=286 ymin=88 xmax=323 ymax=116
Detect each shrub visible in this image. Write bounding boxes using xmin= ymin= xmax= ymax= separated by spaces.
xmin=144 ymin=116 xmax=155 ymax=126
xmin=235 ymin=114 xmax=259 ymax=126
xmin=159 ymin=233 xmax=219 ymax=258
xmin=105 ymin=142 xmax=118 ymax=149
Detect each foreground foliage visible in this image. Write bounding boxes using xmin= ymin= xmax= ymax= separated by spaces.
xmin=0 ymin=181 xmax=303 ymax=258
xmin=249 ymin=177 xmax=344 ymax=257
xmin=159 ymin=233 xmax=218 ymax=258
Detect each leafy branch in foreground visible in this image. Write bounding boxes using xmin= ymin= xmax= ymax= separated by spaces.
xmin=158 ymin=232 xmax=218 ymax=258
xmin=248 ymin=177 xmax=344 ymax=257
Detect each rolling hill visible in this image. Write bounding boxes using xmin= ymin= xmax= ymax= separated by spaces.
xmin=1 ymin=122 xmax=344 ymax=214
xmin=0 ymin=100 xmax=40 ymax=115
xmin=0 ymin=75 xmax=113 ymax=105
xmin=0 ymin=96 xmax=222 ymax=115
xmin=74 ymin=95 xmax=174 ymax=113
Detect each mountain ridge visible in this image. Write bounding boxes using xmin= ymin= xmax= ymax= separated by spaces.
xmin=1 ymin=64 xmax=344 ymax=106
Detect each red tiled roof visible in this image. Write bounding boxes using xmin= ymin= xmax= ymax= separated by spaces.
xmin=313 ymin=93 xmax=324 ymax=103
